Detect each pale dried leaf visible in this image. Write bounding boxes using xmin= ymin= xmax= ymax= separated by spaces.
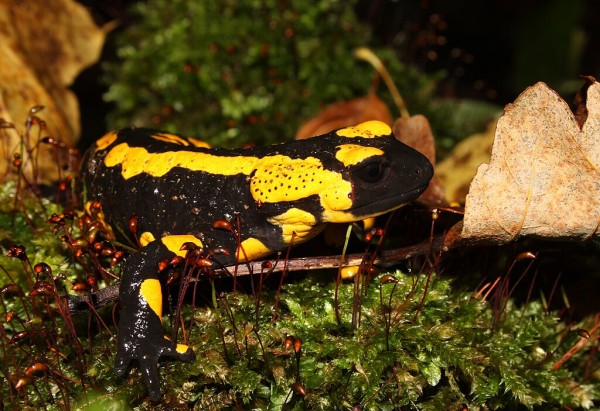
xmin=0 ymin=0 xmax=106 ymax=181
xmin=0 ymin=44 xmax=70 ymax=182
xmin=462 ymin=81 xmax=600 ymax=243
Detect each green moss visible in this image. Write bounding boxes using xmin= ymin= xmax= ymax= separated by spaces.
xmin=92 ymin=271 xmax=591 ymax=410
xmin=104 ymin=0 xmax=432 ymax=147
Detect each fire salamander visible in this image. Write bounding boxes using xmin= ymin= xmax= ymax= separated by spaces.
xmin=81 ymin=120 xmax=433 ymax=400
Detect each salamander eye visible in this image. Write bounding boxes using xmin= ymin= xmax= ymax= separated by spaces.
xmin=354 ymin=160 xmax=387 ymax=183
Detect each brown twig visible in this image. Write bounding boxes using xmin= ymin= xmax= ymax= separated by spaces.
xmin=68 ymin=236 xmax=443 ymax=314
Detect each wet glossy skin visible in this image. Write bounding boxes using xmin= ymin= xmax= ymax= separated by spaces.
xmin=81 ymin=120 xmax=433 ymax=400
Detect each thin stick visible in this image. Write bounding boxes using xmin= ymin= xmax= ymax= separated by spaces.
xmin=69 ymin=237 xmax=443 ymax=313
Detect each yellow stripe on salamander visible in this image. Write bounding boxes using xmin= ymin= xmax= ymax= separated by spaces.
xmin=104 ymin=143 xmax=260 ymax=179
xmin=149 ymin=132 xmax=192 ymax=146
xmin=103 ymin=144 xmax=355 ymax=210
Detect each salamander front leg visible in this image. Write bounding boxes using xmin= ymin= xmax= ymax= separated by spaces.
xmin=113 ymin=240 xmax=196 ymax=400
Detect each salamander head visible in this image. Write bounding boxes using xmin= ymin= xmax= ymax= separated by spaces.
xmin=249 ymin=120 xmax=434 ymax=224
xmin=320 ymin=121 xmax=433 ymax=222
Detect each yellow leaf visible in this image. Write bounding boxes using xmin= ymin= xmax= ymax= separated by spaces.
xmin=436 ymin=121 xmax=496 ymax=203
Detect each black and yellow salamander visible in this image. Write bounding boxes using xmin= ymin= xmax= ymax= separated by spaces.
xmin=81 ymin=120 xmax=433 ymax=400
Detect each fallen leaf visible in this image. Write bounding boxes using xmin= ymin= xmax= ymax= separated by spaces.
xmin=461 ymin=80 xmax=600 ymax=243
xmin=393 ymin=115 xmax=445 ymax=205
xmin=0 ymin=0 xmax=107 ymax=182
xmin=436 ymin=120 xmax=496 ymax=203
xmin=295 ymin=93 xmax=392 ymax=139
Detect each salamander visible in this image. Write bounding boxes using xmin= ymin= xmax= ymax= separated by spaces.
xmin=81 ymin=120 xmax=433 ymax=400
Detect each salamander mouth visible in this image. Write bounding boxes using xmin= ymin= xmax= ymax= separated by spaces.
xmin=348 ymin=182 xmax=429 ymax=218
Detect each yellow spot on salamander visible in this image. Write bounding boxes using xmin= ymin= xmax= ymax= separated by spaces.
xmin=340 ymin=265 xmax=360 ymax=280
xmin=268 ymin=208 xmax=323 ymax=244
xmin=140 ymin=231 xmax=156 ymax=247
xmin=140 ymin=279 xmax=162 ymax=318
xmin=95 ymin=131 xmax=118 ymax=151
xmin=335 ymin=144 xmax=384 ymax=167
xmin=237 ymin=237 xmax=272 ymax=261
xmin=336 ymin=120 xmax=391 ymax=138
xmin=176 ymin=343 xmax=190 ymax=353
xmin=161 ymin=235 xmax=203 ymax=257
xmin=362 ymin=217 xmax=376 ymax=231
xmin=319 ymin=180 xmax=354 ymax=216
xmin=104 ymin=143 xmax=260 ymax=179
xmin=150 ymin=132 xmax=191 ymax=146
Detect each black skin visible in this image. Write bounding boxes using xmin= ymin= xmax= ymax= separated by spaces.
xmin=113 ymin=240 xmax=196 ymax=398
xmin=82 ymin=125 xmax=433 ymax=400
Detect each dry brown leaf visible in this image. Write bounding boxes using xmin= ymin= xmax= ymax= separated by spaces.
xmin=0 ymin=0 xmax=107 ymax=181
xmin=393 ymin=115 xmax=445 ymax=205
xmin=295 ymin=93 xmax=392 ymax=139
xmin=461 ymin=80 xmax=600 ymax=243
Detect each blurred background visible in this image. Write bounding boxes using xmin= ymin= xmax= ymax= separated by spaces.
xmin=73 ymin=0 xmax=599 ymax=147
